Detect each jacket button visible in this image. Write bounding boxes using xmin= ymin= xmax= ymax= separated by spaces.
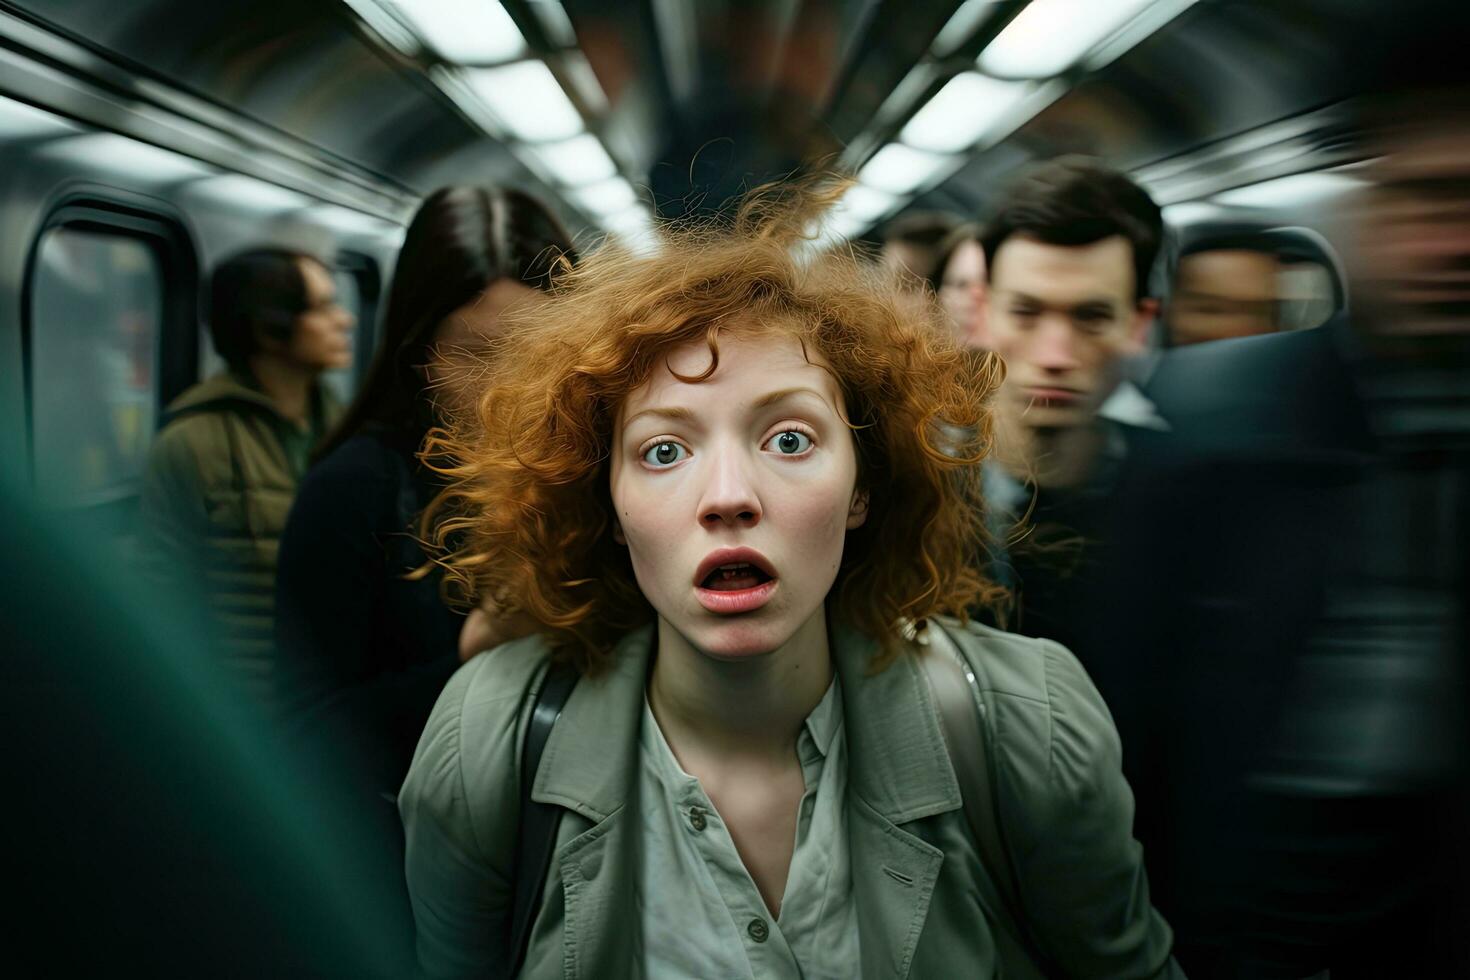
xmin=688 ymin=806 xmax=707 ymax=832
xmin=747 ymin=918 xmax=769 ymax=943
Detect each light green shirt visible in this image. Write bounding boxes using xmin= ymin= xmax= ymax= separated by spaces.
xmin=636 ymin=678 xmax=860 ymax=979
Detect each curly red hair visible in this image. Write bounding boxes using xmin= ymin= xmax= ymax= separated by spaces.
xmin=423 ymin=183 xmax=1006 ymax=674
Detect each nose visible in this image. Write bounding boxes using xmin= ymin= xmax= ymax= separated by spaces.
xmin=697 ymin=445 xmax=762 ymax=529
xmin=1032 ymin=317 xmax=1080 ymax=372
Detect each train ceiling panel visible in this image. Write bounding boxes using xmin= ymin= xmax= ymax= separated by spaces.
xmin=9 ymin=0 xmax=486 ymax=189
xmin=0 ymin=0 xmax=1455 ymax=242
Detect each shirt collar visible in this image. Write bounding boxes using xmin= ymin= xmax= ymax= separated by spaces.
xmin=535 ymin=622 xmax=960 ymax=826
xmin=802 ymin=675 xmax=843 ymax=761
xmin=1097 ymin=379 xmax=1171 ymax=432
xmin=638 ymin=675 xmax=843 ymax=768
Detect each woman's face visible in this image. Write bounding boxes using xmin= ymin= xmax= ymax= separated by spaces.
xmin=426 ymin=278 xmax=541 ymax=386
xmin=939 ymin=239 xmax=989 ymax=349
xmin=610 ymin=330 xmax=867 ymax=661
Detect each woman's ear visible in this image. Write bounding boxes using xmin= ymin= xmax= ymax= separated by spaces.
xmin=613 ymin=519 xmax=627 ymax=545
xmin=846 ymin=489 xmax=869 ymax=530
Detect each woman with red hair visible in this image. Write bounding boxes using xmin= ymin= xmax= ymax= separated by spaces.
xmin=400 ymin=185 xmax=1180 ymax=979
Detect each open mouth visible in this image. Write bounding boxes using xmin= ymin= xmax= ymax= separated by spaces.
xmin=699 ymin=562 xmax=774 ymax=592
xmin=693 ymin=549 xmax=780 ymax=614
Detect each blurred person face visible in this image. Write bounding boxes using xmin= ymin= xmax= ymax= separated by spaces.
xmin=427 ymin=278 xmax=542 ymax=387
xmin=1170 ymin=248 xmax=1279 ymax=345
xmin=279 ymin=258 xmax=355 ymax=371
xmin=986 ymin=234 xmax=1153 ymax=429
xmin=610 ymin=330 xmax=867 ymax=662
xmin=939 ymin=239 xmax=989 ymax=349
xmin=881 ymin=241 xmax=932 ymax=282
xmin=1353 ymin=114 xmax=1470 ymax=337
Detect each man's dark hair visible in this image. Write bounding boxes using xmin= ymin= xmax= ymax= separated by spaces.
xmin=881 ymin=210 xmax=961 ymax=249
xmin=982 ymin=156 xmax=1163 ymax=302
xmin=880 ymin=210 xmax=963 ymax=280
xmin=209 ymin=249 xmax=320 ymax=372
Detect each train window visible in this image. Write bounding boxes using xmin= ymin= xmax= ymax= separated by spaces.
xmin=1278 ymin=260 xmax=1336 ymax=331
xmin=26 ymin=201 xmax=199 ymax=511
xmin=29 ymin=228 xmax=164 ymax=506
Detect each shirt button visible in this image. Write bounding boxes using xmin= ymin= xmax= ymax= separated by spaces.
xmin=747 ymin=917 xmax=769 ymax=943
xmin=688 ymin=806 xmax=707 ymax=832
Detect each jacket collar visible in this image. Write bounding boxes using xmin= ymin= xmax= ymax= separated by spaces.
xmin=533 ymin=618 xmax=962 ymax=826
xmin=831 ymin=620 xmax=963 ymax=823
xmin=532 ymin=625 xmax=654 ymax=821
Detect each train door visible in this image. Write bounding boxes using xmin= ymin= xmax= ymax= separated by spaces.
xmin=24 ymin=198 xmax=198 ymax=544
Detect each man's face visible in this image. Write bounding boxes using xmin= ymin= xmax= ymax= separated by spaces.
xmin=1352 ymin=117 xmax=1470 ymax=337
xmin=283 ymin=258 xmax=355 ymax=372
xmin=1170 ymin=248 xmax=1280 ymax=346
xmin=986 ymin=234 xmax=1152 ymax=429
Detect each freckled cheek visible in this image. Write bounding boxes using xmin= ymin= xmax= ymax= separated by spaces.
xmin=610 ymin=483 xmax=683 ymax=598
xmin=773 ymin=481 xmax=855 ymax=576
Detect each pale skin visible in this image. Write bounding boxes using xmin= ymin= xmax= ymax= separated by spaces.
xmin=645 ymin=613 xmax=825 ymax=920
xmin=939 ymin=238 xmax=989 ymax=349
xmin=609 ymin=330 xmax=867 ymax=918
xmin=881 ymin=240 xmax=933 ymax=281
xmin=248 ymin=257 xmax=355 ymax=427
xmin=985 ymin=234 xmax=1154 ymax=488
xmin=428 ymin=278 xmax=540 ymax=390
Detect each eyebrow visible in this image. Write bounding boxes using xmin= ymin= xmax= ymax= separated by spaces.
xmin=620 ymin=386 xmax=833 ymax=431
xmin=621 ymin=405 xmax=697 ymax=428
xmin=750 ymin=386 xmax=832 ymax=411
xmin=1007 ymin=292 xmax=1121 ymax=313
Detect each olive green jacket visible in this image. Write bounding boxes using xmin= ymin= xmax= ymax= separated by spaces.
xmin=138 ymin=371 xmax=338 ymax=709
xmin=400 ymin=619 xmax=1181 ymax=979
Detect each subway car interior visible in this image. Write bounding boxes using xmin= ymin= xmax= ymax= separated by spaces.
xmin=3 ymin=0 xmax=1468 ymax=976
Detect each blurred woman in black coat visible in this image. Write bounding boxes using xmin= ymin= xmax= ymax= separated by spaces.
xmin=275 ymin=186 xmax=576 ymax=812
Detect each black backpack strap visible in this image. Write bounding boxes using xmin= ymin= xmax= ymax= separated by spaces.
xmin=916 ymin=619 xmax=1051 ymax=979
xmin=507 ymin=659 xmax=578 ymax=977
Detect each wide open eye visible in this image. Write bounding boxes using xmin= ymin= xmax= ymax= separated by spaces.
xmin=766 ymin=430 xmax=813 ymax=456
xmin=642 ymin=441 xmax=689 ymax=467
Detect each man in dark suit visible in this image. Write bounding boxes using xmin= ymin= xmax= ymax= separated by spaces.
xmin=1115 ymin=80 xmax=1470 ymax=977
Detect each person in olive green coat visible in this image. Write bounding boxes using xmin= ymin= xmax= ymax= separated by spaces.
xmin=139 ymin=248 xmax=351 ymax=710
xmin=400 ymin=187 xmax=1182 ymax=979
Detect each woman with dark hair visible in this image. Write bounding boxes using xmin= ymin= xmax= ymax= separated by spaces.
xmin=930 ymin=223 xmax=989 ymax=349
xmin=274 ymin=186 xmax=576 ymax=818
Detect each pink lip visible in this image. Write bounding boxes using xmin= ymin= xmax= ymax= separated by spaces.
xmin=1025 ymin=386 xmax=1084 ymax=403
xmin=696 ymin=579 xmax=779 ymax=615
xmin=693 ymin=547 xmax=779 ymax=616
